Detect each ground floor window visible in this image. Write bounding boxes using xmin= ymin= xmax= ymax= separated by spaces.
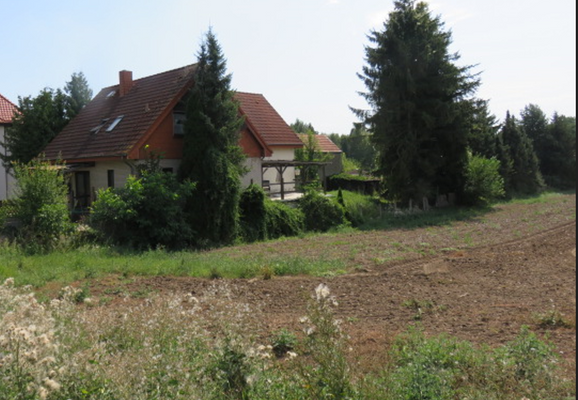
xmin=107 ymin=170 xmax=115 ymax=188
xmin=74 ymin=171 xmax=91 ymax=210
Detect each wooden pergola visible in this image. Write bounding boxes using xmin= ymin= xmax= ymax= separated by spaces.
xmin=262 ymin=160 xmax=330 ymax=200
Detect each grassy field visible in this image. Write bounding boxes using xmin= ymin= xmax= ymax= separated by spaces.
xmin=0 ymin=192 xmax=575 ymax=289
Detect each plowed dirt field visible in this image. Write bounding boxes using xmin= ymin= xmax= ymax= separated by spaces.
xmin=90 ymin=195 xmax=577 ymax=375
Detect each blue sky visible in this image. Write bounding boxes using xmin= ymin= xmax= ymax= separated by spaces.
xmin=1 ymin=0 xmax=576 ymax=134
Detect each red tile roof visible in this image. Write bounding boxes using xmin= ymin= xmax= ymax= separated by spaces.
xmin=315 ymin=134 xmax=342 ymax=153
xmin=44 ymin=65 xmax=198 ymax=161
xmin=0 ymin=93 xmax=17 ymax=125
xmin=235 ymin=92 xmax=303 ymax=148
xmin=43 ymin=66 xmax=298 ymax=162
xmin=299 ymin=134 xmax=342 ymax=153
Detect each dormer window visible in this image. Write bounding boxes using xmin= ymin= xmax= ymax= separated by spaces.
xmin=90 ymin=119 xmax=109 ymax=134
xmin=173 ymin=112 xmax=186 ymax=136
xmin=106 ymin=116 xmax=124 ymax=132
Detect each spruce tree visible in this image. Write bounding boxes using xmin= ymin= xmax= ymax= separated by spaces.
xmin=465 ymin=99 xmax=500 ymax=158
xmin=521 ymin=104 xmax=549 ymax=146
xmin=356 ymin=0 xmax=480 ymax=204
xmin=179 ymin=30 xmax=245 ymax=246
xmin=542 ymin=114 xmax=576 ymax=189
xmin=521 ymin=105 xmax=576 ymax=189
xmin=64 ymin=72 xmax=93 ymax=120
xmin=497 ymin=112 xmax=544 ymax=195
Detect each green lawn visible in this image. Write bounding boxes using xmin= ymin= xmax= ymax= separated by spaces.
xmin=0 ymin=243 xmax=346 ymax=288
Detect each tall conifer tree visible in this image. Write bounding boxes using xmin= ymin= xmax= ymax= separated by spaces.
xmin=542 ymin=114 xmax=576 ymax=189
xmin=497 ymin=112 xmax=544 ymax=195
xmin=64 ymin=72 xmax=93 ymax=120
xmin=521 ymin=105 xmax=576 ymax=189
xmin=465 ymin=99 xmax=501 ymax=158
xmin=356 ymin=0 xmax=480 ymax=203
xmin=180 ymin=29 xmax=244 ymax=246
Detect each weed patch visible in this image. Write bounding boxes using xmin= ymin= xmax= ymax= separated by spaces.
xmin=1 ymin=280 xmax=573 ymax=400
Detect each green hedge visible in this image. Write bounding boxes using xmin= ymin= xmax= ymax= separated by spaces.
xmin=265 ymin=200 xmax=305 ymax=239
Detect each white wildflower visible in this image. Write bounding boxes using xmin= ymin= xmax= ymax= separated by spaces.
xmin=305 ymin=327 xmax=316 ymax=336
xmin=315 ymin=284 xmax=331 ymax=301
xmin=38 ymin=387 xmax=49 ymax=400
xmin=43 ymin=378 xmax=61 ymax=391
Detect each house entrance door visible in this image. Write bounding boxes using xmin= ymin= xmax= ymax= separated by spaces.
xmin=74 ymin=171 xmax=91 ymax=211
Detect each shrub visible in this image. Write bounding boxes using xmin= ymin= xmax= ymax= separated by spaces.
xmin=239 ymin=184 xmax=267 ymax=243
xmin=299 ymin=190 xmax=346 ymax=232
xmin=463 ymin=154 xmax=506 ymax=206
xmin=331 ymin=190 xmax=382 ymax=227
xmin=495 ymin=326 xmax=559 ymax=383
xmin=386 ymin=329 xmax=485 ymax=399
xmin=264 ymin=200 xmax=304 ymax=239
xmin=6 ymin=158 xmax=73 ymax=251
xmin=90 ymin=171 xmax=195 ymax=249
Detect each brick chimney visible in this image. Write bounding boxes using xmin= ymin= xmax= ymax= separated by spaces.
xmin=119 ymin=70 xmax=134 ymax=97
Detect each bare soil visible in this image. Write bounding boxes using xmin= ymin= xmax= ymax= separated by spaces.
xmin=88 ymin=196 xmax=577 ymax=375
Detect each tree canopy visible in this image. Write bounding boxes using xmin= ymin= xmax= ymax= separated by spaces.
xmin=179 ymin=29 xmax=245 ymax=246
xmin=64 ymin=72 xmax=93 ymax=120
xmin=521 ymin=105 xmax=576 ymax=189
xmin=497 ymin=112 xmax=544 ymax=196
xmin=1 ymin=73 xmax=92 ymax=166
xmin=355 ymin=0 xmax=480 ymax=203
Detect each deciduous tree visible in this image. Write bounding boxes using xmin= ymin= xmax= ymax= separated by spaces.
xmin=2 ymin=89 xmax=67 ymax=166
xmin=1 ymin=73 xmax=92 ymax=167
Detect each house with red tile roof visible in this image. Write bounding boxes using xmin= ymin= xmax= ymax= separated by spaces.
xmin=0 ymin=93 xmax=18 ymax=201
xmin=235 ymin=92 xmax=304 ymax=194
xmin=43 ymin=65 xmax=302 ymax=210
xmin=298 ymin=133 xmax=343 ymax=177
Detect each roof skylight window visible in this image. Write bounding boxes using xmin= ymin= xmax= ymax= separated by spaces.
xmin=90 ymin=119 xmax=109 ymax=134
xmin=106 ymin=90 xmax=117 ymax=98
xmin=106 ymin=116 xmax=124 ymax=132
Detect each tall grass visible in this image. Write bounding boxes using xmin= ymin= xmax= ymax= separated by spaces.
xmin=1 ymin=280 xmax=574 ymax=400
xmin=0 ymin=242 xmax=346 ymax=288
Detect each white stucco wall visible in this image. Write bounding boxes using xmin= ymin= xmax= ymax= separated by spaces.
xmin=263 ymin=147 xmax=297 ymax=193
xmin=242 ymin=157 xmax=263 ymax=188
xmin=71 ymin=157 xmax=262 ymax=206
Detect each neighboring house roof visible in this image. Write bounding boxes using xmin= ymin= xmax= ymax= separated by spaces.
xmin=235 ymin=92 xmax=303 ymax=148
xmin=299 ymin=134 xmax=342 ymax=153
xmin=0 ymin=93 xmax=17 ymax=125
xmin=44 ymin=65 xmax=198 ymax=161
